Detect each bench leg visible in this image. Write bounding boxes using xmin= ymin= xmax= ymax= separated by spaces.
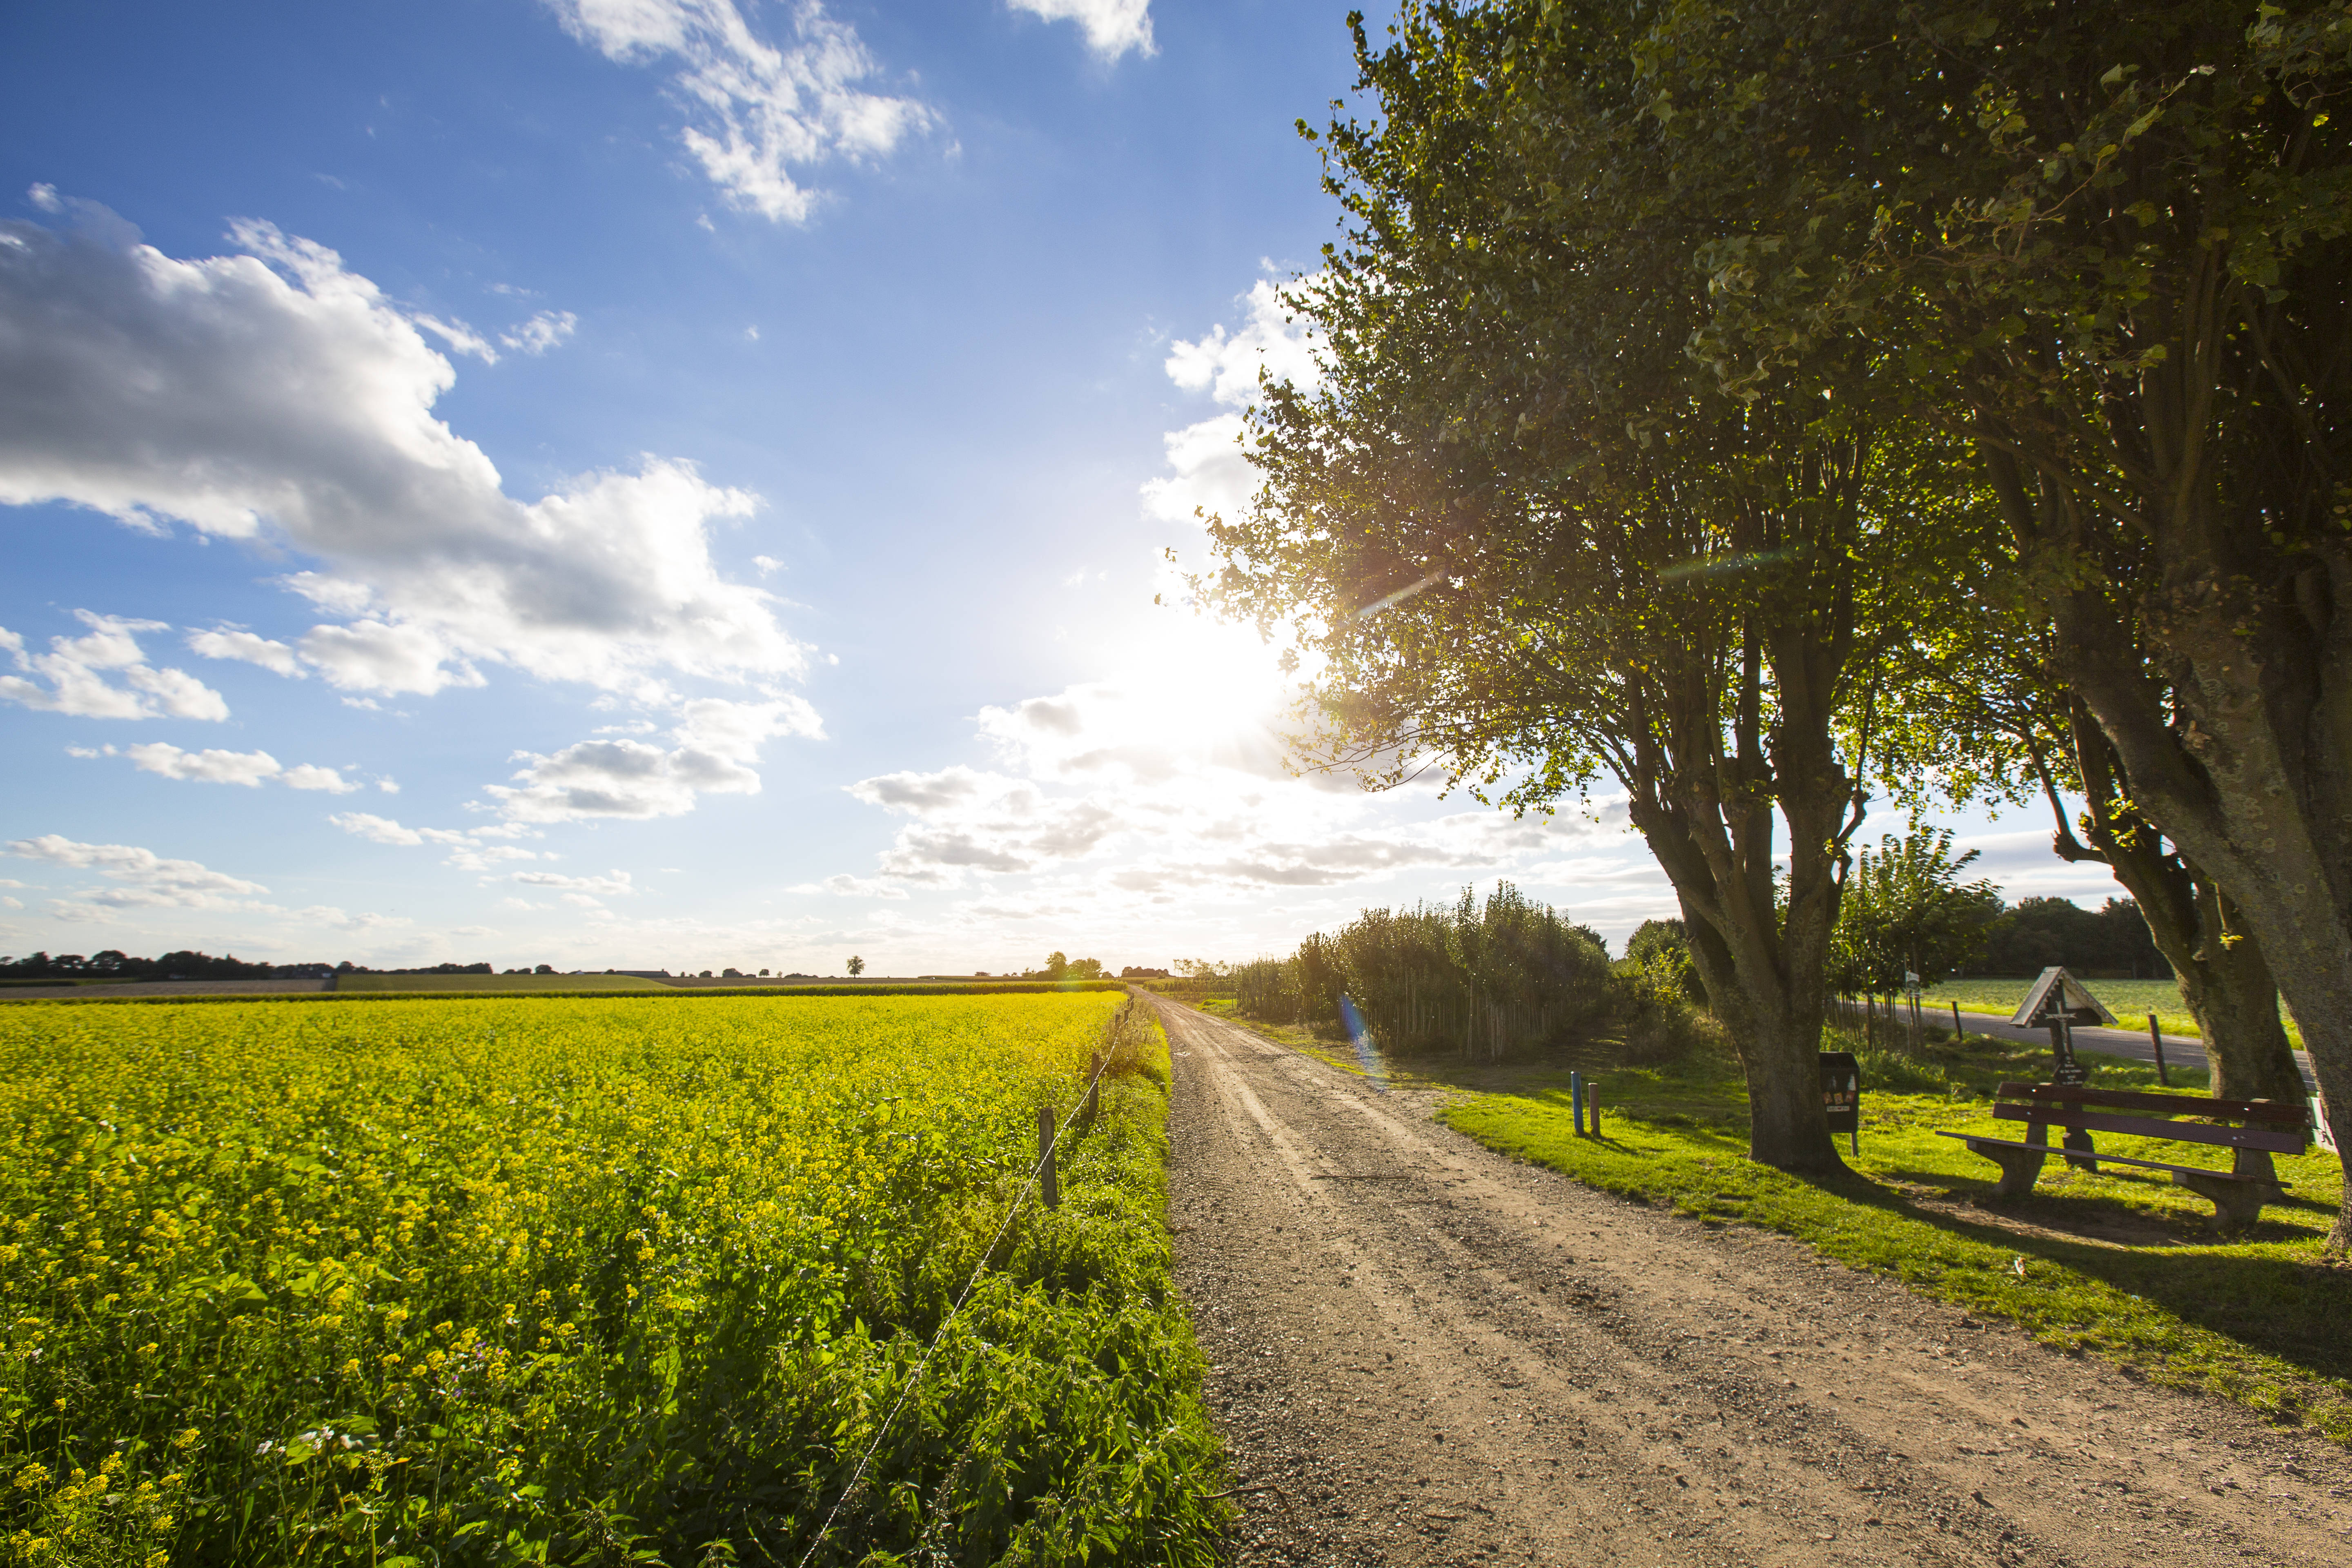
xmin=2175 ymin=1172 xmax=2281 ymax=1231
xmin=1968 ymin=1138 xmax=2048 ymax=1199
xmin=2232 ymin=1147 xmax=2279 ymax=1185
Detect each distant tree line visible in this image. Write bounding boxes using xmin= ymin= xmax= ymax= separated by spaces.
xmin=0 ymin=950 xmax=332 ymax=980
xmin=1020 ymin=952 xmax=1108 ymax=982
xmin=0 ymin=953 xmax=519 ymax=981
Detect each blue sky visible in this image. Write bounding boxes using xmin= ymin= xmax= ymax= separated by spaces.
xmin=0 ymin=0 xmax=2117 ymax=975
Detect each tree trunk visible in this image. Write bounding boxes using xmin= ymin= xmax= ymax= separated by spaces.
xmin=1628 ymin=717 xmax=1848 ymax=1174
xmin=2050 ymin=710 xmax=2307 ymax=1104
xmin=2029 ymin=485 xmax=2352 ymax=1250
xmin=2179 ymin=923 xmax=2305 ymax=1105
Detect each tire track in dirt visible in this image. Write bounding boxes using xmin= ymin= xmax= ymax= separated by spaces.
xmin=1154 ymin=996 xmax=2352 ymax=1566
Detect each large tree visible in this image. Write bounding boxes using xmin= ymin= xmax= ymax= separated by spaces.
xmin=1203 ymin=2 xmax=1982 ymax=1169
xmin=1889 ymin=606 xmax=2309 ymax=1102
xmin=1629 ymin=0 xmax=2351 ymax=1239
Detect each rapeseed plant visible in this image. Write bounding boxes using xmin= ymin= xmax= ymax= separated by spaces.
xmin=0 ymin=994 xmax=1222 ymax=1566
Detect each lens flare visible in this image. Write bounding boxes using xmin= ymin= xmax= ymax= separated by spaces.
xmin=1338 ymin=993 xmax=1388 ymax=1092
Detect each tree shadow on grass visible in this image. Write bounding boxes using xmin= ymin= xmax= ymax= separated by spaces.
xmin=1796 ymin=1163 xmax=2352 ymax=1389
xmin=1373 ymin=1050 xmax=2352 ymax=1390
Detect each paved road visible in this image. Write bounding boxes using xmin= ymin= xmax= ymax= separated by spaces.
xmin=1156 ymin=996 xmax=2352 ymax=1566
xmin=1866 ymin=1004 xmax=2317 ymax=1092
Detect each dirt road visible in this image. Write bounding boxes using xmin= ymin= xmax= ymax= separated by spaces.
xmin=1153 ymin=997 xmax=2352 ymax=1566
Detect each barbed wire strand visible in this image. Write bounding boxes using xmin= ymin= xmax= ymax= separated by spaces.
xmin=791 ymin=997 xmax=1136 ymax=1568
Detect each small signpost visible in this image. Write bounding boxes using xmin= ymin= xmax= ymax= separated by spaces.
xmin=1820 ymin=1051 xmax=1861 ymax=1155
xmin=2009 ymin=966 xmax=2116 ymax=1085
xmin=2011 ymin=967 xmax=2116 ymax=1166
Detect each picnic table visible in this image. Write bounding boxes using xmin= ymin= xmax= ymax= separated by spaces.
xmin=1940 ymin=1082 xmax=2310 ymax=1228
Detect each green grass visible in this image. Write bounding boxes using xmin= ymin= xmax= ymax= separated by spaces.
xmin=334 ymin=971 xmax=671 ymax=992
xmin=1195 ymin=995 xmax=2352 ymax=1444
xmin=1432 ymin=1038 xmax=2352 ymax=1440
xmin=1919 ymin=976 xmax=2303 ymax=1047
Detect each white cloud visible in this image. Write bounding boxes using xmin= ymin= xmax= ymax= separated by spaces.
xmin=443 ymin=843 xmax=540 ymax=873
xmin=514 ymin=868 xmax=636 ymax=896
xmin=411 ymin=312 xmax=498 ymax=363
xmin=187 ymin=627 xmax=303 ymax=677
xmin=500 ymin=309 xmax=577 ymax=354
xmin=1143 ymin=278 xmax=1318 ymax=528
xmin=1007 ymin=0 xmax=1155 ymax=60
xmin=328 ymin=811 xmax=546 ymax=870
xmin=0 ymin=201 xmax=808 ymax=698
xmin=790 ymin=873 xmax=909 ymax=899
xmin=295 ymin=904 xmax=414 ymax=933
xmin=548 ymin=0 xmax=934 ymax=223
xmin=78 ymin=740 xmax=364 ymax=793
xmin=4 ymin=833 xmax=269 ymax=910
xmin=488 ymin=695 xmax=822 ymax=822
xmin=1140 ymin=412 xmax=1251 ymax=527
xmin=1165 ymin=279 xmax=1319 ymax=404
xmin=0 ymin=612 xmax=230 ymax=721
xmin=122 ymin=742 xmax=281 ymax=787
xmin=281 ymin=763 xmax=361 ymax=793
xmin=328 ymin=811 xmax=423 ymax=845
xmin=813 ymin=621 xmax=1643 ymax=940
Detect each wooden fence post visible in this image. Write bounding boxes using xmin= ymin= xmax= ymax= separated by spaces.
xmin=1950 ymin=1000 xmax=1964 ymax=1041
xmin=2149 ymin=1012 xmax=2169 ymax=1087
xmin=1038 ymin=1104 xmax=1059 ymax=1210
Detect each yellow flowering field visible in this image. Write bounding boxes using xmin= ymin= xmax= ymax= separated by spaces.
xmin=0 ymin=992 xmax=1223 ymax=1566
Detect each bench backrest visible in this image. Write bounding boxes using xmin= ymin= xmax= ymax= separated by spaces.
xmin=1992 ymin=1082 xmax=2309 ymax=1154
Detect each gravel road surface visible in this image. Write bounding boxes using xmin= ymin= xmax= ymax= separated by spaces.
xmin=1154 ymin=996 xmax=2352 ymax=1566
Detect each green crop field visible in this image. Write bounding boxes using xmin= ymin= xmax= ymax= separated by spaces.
xmin=332 ymin=972 xmax=672 ymax=993
xmin=0 ymin=993 xmax=1222 ymax=1566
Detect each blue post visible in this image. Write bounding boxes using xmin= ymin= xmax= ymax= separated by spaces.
xmin=1570 ymin=1071 xmax=1585 ymax=1137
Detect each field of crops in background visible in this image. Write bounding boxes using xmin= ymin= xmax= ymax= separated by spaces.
xmin=332 ymin=972 xmax=671 ymax=993
xmin=0 ymin=992 xmax=1222 ymax=1566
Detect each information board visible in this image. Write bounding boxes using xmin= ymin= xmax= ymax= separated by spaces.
xmin=1820 ymin=1051 xmax=1860 ymax=1140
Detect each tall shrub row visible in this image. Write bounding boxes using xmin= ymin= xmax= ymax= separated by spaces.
xmin=1234 ymin=884 xmax=1613 ymax=1062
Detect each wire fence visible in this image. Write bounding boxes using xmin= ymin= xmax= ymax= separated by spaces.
xmin=792 ymin=995 xmax=1143 ymax=1566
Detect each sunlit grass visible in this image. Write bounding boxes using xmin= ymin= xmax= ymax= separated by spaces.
xmin=1435 ymin=1039 xmax=2350 ymax=1441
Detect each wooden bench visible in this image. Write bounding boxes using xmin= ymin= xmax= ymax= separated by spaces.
xmin=1938 ymin=1082 xmax=2310 ymax=1228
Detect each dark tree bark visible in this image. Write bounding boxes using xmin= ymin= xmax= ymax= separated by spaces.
xmin=2040 ymin=702 xmax=2307 ymax=1105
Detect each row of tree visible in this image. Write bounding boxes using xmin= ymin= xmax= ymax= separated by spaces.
xmin=0 ymin=950 xmax=335 ymax=980
xmin=1831 ymin=832 xmax=2170 ymax=987
xmin=0 ymin=953 xmax=550 ymax=981
xmin=1200 ymin=0 xmax=2346 ymax=1241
